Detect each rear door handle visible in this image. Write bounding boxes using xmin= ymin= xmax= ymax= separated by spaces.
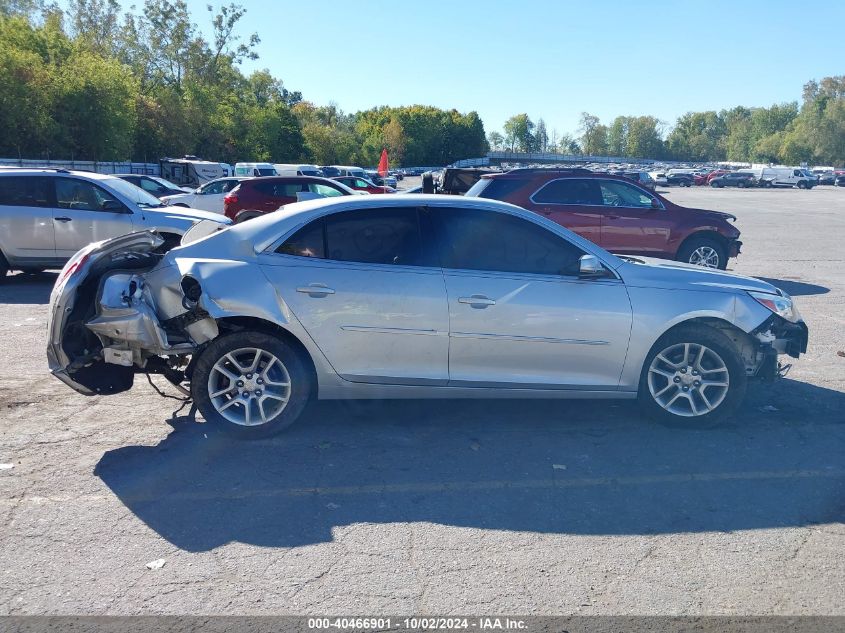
xmin=296 ymin=284 xmax=335 ymax=296
xmin=458 ymin=295 xmax=496 ymax=307
xmin=54 ymin=217 xmax=72 ymax=222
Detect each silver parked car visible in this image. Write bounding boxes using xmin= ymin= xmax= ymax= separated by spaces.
xmin=46 ymin=195 xmax=808 ymax=438
xmin=0 ymin=168 xmax=230 ymax=279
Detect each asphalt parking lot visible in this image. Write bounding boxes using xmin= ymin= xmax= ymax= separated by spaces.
xmin=1 ymin=186 xmax=843 ymax=615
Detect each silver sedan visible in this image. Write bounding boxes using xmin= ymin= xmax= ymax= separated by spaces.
xmin=47 ymin=195 xmax=808 ymax=438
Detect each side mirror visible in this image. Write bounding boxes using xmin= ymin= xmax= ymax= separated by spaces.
xmin=101 ymin=199 xmax=125 ymax=212
xmin=578 ymin=254 xmax=605 ymax=278
xmin=650 ymin=198 xmax=661 ymax=209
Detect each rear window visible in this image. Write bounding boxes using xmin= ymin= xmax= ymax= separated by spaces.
xmin=466 ymin=177 xmax=528 ymax=200
xmin=532 ymin=178 xmax=603 ymax=205
xmin=0 ymin=176 xmax=53 ymax=207
xmin=252 ymin=181 xmax=304 ymax=197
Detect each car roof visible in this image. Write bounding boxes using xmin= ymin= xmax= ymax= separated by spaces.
xmin=0 ymin=168 xmax=114 ymax=180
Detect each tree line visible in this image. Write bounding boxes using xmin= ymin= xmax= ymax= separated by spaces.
xmin=490 ymin=77 xmax=845 ymax=166
xmin=0 ymin=0 xmax=488 ymax=166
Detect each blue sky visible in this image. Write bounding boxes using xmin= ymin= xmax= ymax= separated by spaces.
xmin=126 ymin=0 xmax=844 ymax=137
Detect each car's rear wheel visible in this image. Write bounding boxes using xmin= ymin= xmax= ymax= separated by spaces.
xmin=638 ymin=326 xmax=747 ymax=427
xmin=191 ymin=331 xmax=312 ymax=438
xmin=677 ymin=236 xmax=727 ymax=269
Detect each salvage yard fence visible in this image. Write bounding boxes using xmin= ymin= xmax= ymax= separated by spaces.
xmin=0 ymin=158 xmax=160 ymax=176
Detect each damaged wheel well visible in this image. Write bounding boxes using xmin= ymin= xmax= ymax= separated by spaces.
xmin=657 ymin=317 xmax=761 ymax=375
xmin=214 ymin=317 xmax=318 ymax=397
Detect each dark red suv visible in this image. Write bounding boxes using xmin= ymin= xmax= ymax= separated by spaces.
xmin=465 ymin=168 xmax=742 ymax=269
xmin=224 ymin=176 xmax=356 ymax=222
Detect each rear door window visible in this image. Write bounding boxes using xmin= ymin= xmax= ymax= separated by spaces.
xmin=531 ymin=178 xmax=602 ymax=205
xmin=276 ymin=208 xmax=431 ymax=267
xmin=325 ymin=208 xmax=430 ymax=266
xmin=0 ymin=176 xmax=53 ymax=207
xmin=308 ymin=183 xmax=345 ymax=197
xmin=276 ymin=219 xmax=325 ymax=258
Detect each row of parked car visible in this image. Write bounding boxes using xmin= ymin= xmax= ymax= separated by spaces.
xmin=39 ymin=169 xmax=807 ymax=438
xmin=0 ymin=164 xmax=807 ymax=434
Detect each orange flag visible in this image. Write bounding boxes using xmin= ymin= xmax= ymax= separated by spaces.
xmin=377 ymin=148 xmax=389 ymax=176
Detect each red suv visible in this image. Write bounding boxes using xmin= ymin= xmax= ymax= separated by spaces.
xmin=224 ymin=176 xmax=355 ymax=222
xmin=465 ymin=168 xmax=741 ymax=269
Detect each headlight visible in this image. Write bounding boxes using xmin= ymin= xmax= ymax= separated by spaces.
xmin=748 ymin=290 xmax=800 ymax=323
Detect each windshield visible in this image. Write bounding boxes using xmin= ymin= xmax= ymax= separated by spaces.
xmin=102 ymin=177 xmax=164 ymax=207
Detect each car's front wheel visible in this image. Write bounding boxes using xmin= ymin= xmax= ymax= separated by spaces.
xmin=677 ymin=236 xmax=727 ymax=269
xmin=191 ymin=331 xmax=312 ymax=438
xmin=638 ymin=326 xmax=747 ymax=427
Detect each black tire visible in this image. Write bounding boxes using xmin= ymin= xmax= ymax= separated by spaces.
xmin=796 ymin=180 xmax=807 ymax=189
xmin=710 ymin=181 xmax=721 ymax=188
xmin=638 ymin=325 xmax=747 ymax=428
xmin=191 ymin=331 xmax=312 ymax=439
xmin=737 ymin=181 xmax=746 ymax=188
xmin=676 ymin=236 xmax=728 ymax=270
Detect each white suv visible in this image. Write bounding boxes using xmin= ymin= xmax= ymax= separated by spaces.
xmin=0 ymin=168 xmax=229 ymax=279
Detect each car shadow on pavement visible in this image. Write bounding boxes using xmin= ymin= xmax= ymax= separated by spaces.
xmin=0 ymin=272 xmax=57 ymax=304
xmin=754 ymin=277 xmax=830 ymax=296
xmin=94 ymin=378 xmax=845 ymax=552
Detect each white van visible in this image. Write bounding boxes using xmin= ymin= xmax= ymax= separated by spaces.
xmin=755 ymin=167 xmax=816 ymax=189
xmin=328 ymin=165 xmax=367 ymax=178
xmin=273 ymin=163 xmax=323 ymax=177
xmin=234 ymin=162 xmax=277 ymax=177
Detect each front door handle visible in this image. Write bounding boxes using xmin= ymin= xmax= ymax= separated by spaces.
xmin=296 ymin=283 xmax=335 ymax=296
xmin=54 ymin=216 xmax=72 ymax=222
xmin=458 ymin=295 xmax=496 ymax=308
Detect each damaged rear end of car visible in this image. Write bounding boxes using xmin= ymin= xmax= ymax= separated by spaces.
xmin=47 ymin=227 xmax=223 ymax=397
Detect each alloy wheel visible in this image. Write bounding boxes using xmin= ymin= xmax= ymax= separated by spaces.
xmin=207 ymin=347 xmax=292 ymax=426
xmin=647 ymin=342 xmax=730 ymax=417
xmin=688 ymin=246 xmax=720 ymax=268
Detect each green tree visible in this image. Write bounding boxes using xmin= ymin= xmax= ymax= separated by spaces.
xmin=579 ymin=113 xmax=607 ymax=156
xmin=503 ymin=113 xmax=534 ymax=152
xmin=487 ymin=131 xmax=504 ymax=151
